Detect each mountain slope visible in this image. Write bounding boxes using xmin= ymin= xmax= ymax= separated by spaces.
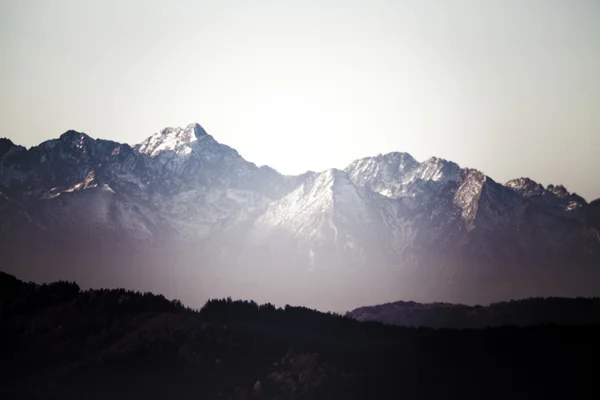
xmin=253 ymin=168 xmax=410 ymax=270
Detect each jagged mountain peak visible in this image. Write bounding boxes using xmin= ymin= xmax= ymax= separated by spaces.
xmin=185 ymin=122 xmax=209 ymax=138
xmin=425 ymin=156 xmax=447 ymax=163
xmin=345 ymin=151 xmax=466 ymax=200
xmin=505 ymin=177 xmax=587 ymax=212
xmin=254 ymin=165 xmax=396 ymax=268
xmin=320 ymin=168 xmax=349 ymax=182
xmin=135 ymin=122 xmax=211 ymax=157
xmin=506 ymin=178 xmax=582 ymax=200
xmin=460 ymin=167 xmax=488 ymax=182
xmin=374 ymin=151 xmax=418 ymax=165
xmin=346 ymin=152 xmax=418 ymax=174
xmin=0 ymin=137 xmax=15 ymax=148
xmin=505 ymin=177 xmax=545 ymax=196
xmin=547 ymin=183 xmax=576 ymax=198
xmin=0 ymin=138 xmax=18 ymax=158
xmin=415 ymin=156 xmax=461 ymax=182
xmin=259 ymin=168 xmax=358 ymax=223
xmin=59 ymin=129 xmax=91 ymax=140
xmin=306 ymin=168 xmax=366 ymax=197
xmin=344 ymin=152 xmax=419 ymax=198
xmin=56 ymin=130 xmax=94 ymax=151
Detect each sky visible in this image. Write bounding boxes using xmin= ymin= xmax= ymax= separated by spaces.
xmin=1 ymin=0 xmax=599 ymax=200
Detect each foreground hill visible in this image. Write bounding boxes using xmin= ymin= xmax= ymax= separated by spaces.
xmin=347 ymin=297 xmax=600 ymax=328
xmin=1 ymin=271 xmax=599 ymax=400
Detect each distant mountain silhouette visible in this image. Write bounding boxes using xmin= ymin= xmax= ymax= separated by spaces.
xmin=347 ymin=297 xmax=600 ymax=328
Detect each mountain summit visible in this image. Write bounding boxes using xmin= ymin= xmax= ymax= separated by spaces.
xmin=135 ymin=123 xmax=209 ymax=157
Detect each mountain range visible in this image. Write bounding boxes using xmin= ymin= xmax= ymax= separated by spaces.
xmin=1 ymin=123 xmax=599 ymax=311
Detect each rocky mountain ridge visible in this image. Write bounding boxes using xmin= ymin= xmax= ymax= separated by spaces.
xmin=1 ymin=123 xmax=599 ymax=311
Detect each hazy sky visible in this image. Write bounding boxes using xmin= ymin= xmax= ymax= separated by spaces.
xmin=1 ymin=0 xmax=599 ymax=200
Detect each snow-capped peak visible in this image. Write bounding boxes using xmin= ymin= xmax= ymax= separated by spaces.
xmin=504 ymin=177 xmax=587 ymax=213
xmin=505 ymin=177 xmax=545 ymax=197
xmin=318 ymin=168 xmax=349 ymax=186
xmin=344 ymin=152 xmax=463 ymax=199
xmin=185 ymin=122 xmax=209 ymax=138
xmin=415 ymin=157 xmax=461 ymax=182
xmin=372 ymin=152 xmax=418 ymax=168
xmin=135 ymin=123 xmax=208 ymax=157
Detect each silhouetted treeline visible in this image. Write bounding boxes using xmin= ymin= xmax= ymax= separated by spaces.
xmin=0 ymin=272 xmax=80 ymax=317
xmin=2 ymin=271 xmax=600 ymax=400
xmin=199 ymin=297 xmax=406 ymax=347
xmin=0 ymin=271 xmax=192 ymax=318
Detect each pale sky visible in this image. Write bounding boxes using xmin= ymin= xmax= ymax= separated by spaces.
xmin=1 ymin=0 xmax=599 ymax=200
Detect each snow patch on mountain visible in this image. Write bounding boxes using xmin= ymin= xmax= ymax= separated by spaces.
xmin=345 ymin=152 xmax=419 ymax=198
xmin=416 ymin=157 xmax=461 ymax=182
xmin=135 ymin=123 xmax=208 ymax=157
xmin=454 ymin=169 xmax=486 ymax=229
xmin=345 ymin=153 xmax=462 ymax=199
xmin=257 ymin=169 xmax=345 ymax=236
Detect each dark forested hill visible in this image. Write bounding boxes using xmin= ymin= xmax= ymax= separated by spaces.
xmin=1 ymin=271 xmax=599 ymax=400
xmin=347 ymin=297 xmax=600 ymax=328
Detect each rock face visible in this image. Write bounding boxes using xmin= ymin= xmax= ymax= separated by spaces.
xmin=1 ymin=123 xmax=599 ymax=311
